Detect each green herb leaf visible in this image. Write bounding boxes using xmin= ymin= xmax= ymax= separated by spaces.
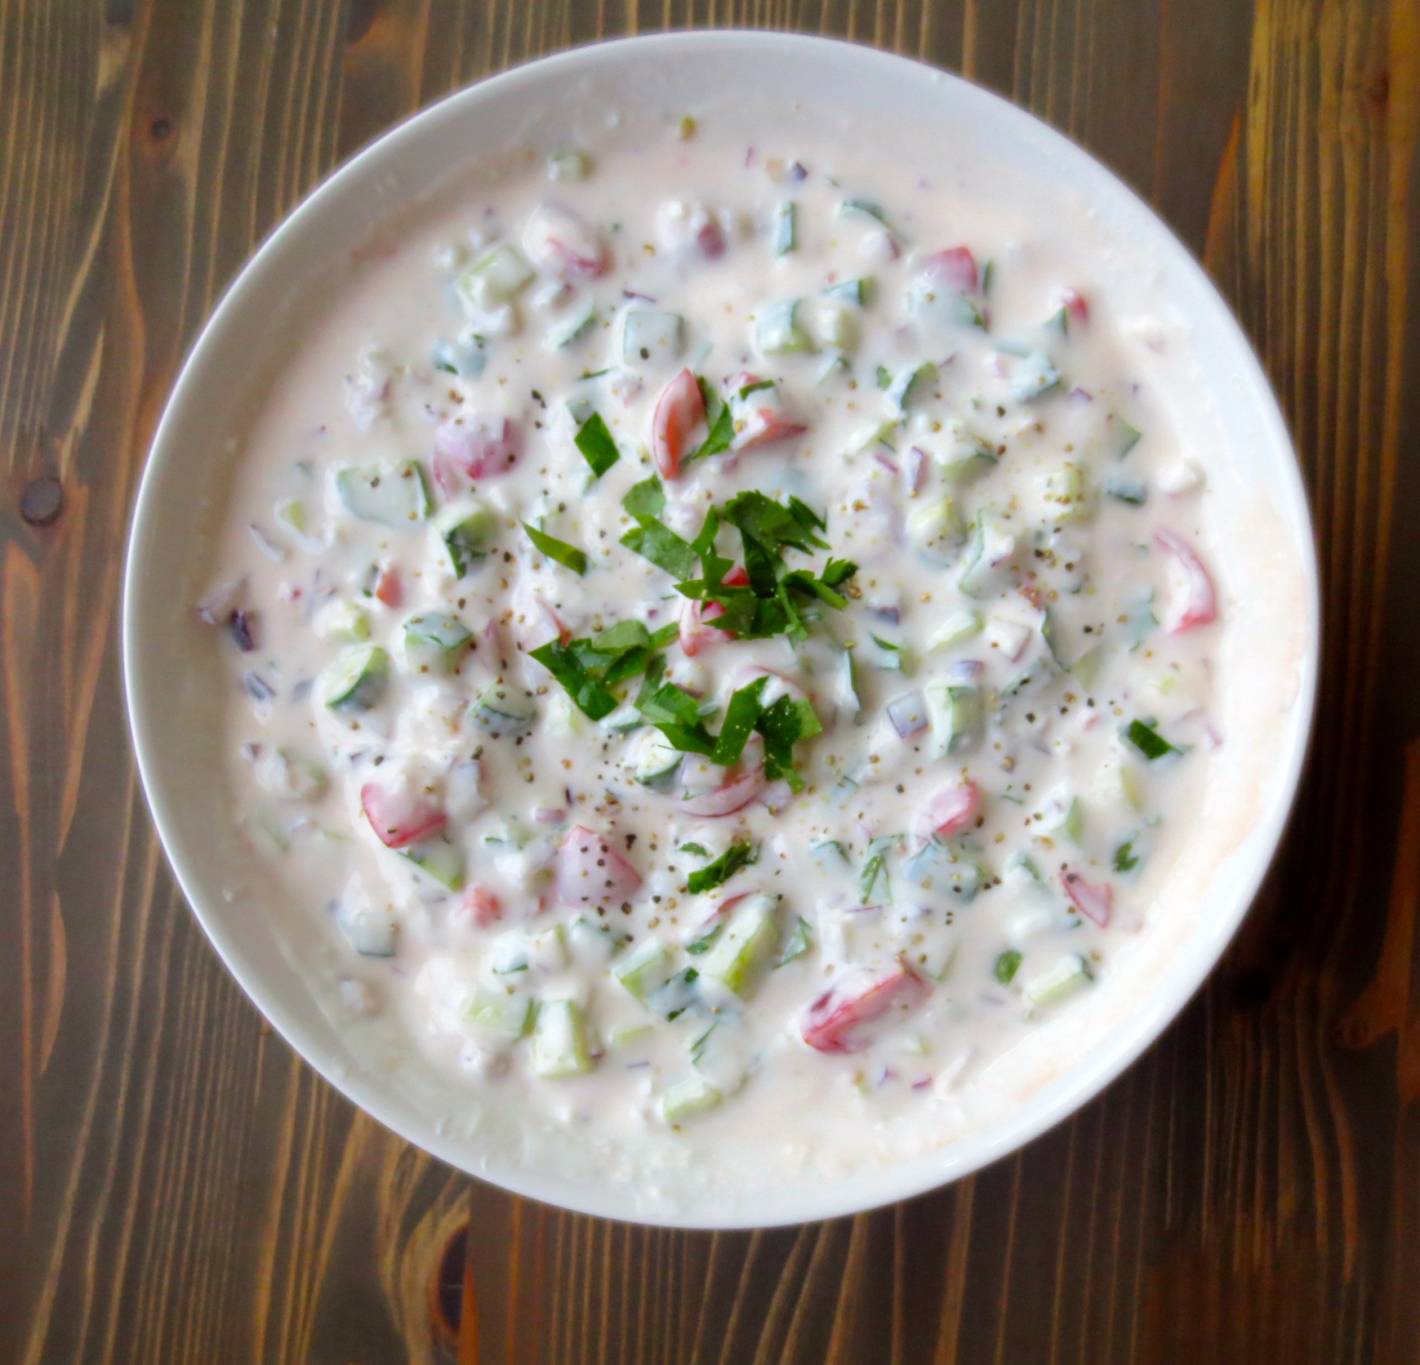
xmin=574 ymin=411 xmax=621 ymax=477
xmin=528 ymin=640 xmax=618 ymax=719
xmin=622 ymin=476 xmax=666 ymax=522
xmin=686 ymin=841 xmax=757 ymax=895
xmin=755 ymin=695 xmax=823 ymax=793
xmin=678 ymin=842 xmax=710 ymax=858
xmin=859 ymin=834 xmax=898 ymax=903
xmin=1125 ymin=719 xmax=1179 ymax=761
xmin=993 ymin=949 xmax=1022 ymax=984
xmin=687 ymin=377 xmax=735 ymax=462
xmin=523 ymin=523 xmax=588 ymax=574
xmin=711 ymin=676 xmax=769 ymax=765
xmin=621 ymin=521 xmax=700 ymax=578
xmin=1112 ymin=840 xmax=1140 ymax=873
xmin=591 ymin=620 xmax=650 ymax=653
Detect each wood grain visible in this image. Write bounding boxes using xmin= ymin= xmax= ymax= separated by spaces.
xmin=3 ymin=1 xmax=1419 ymax=1360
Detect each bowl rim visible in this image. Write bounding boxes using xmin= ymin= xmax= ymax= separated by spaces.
xmin=123 ymin=28 xmax=1320 ymax=1229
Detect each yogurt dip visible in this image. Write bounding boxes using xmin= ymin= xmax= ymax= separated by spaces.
xmin=199 ymin=116 xmax=1225 ymax=1205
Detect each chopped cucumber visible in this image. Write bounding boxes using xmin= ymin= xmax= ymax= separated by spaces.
xmin=1104 ymin=473 xmax=1148 ymax=506
xmin=402 ymin=612 xmax=472 ymax=674
xmin=316 ymin=598 xmax=371 ymax=644
xmin=545 ymin=299 xmax=597 ymax=351
xmin=1009 ymin=349 xmax=1061 ymax=402
xmin=755 ymin=298 xmax=815 ymax=355
xmin=469 ymin=684 xmax=536 ymax=738
xmin=771 ymin=200 xmax=797 ymax=255
xmin=957 ymin=509 xmax=1016 ymax=599
xmin=546 ymin=148 xmax=589 ymax=182
xmin=627 ymin=729 xmax=683 ymax=789
xmin=906 ymin=496 xmax=965 ymax=564
xmin=613 ymin=939 xmax=675 ymax=1005
xmin=930 ymin=683 xmax=984 ymax=757
xmin=335 ymin=461 xmax=431 ymax=528
xmin=838 ymin=196 xmax=902 ymax=243
xmin=620 ymin=308 xmax=684 ymax=366
xmin=458 ymin=242 xmax=535 ymax=312
xmin=805 ymin=301 xmax=858 ymax=352
xmin=647 ymin=968 xmax=701 ymax=1021
xmin=927 ymin=608 xmax=982 ymax=653
xmin=340 ymin=907 xmax=398 ymax=957
xmin=661 ymin=1074 xmax=723 ymax=1123
xmin=276 ymin=497 xmax=307 ymax=535
xmin=1025 ymin=953 xmax=1094 ymax=1007
xmin=887 ymin=361 xmax=937 ymax=414
xmin=776 ymin=915 xmax=813 ymax=966
xmin=320 ymin=643 xmax=390 ymax=712
xmin=1041 ymin=462 xmax=1091 ymax=523
xmin=432 ymin=334 xmax=488 ymax=380
xmin=403 ymin=837 xmax=465 ymax=891
xmin=530 ymin=999 xmax=593 ymax=1077
xmin=434 ymin=498 xmax=499 ymax=576
xmin=1114 ymin=416 xmax=1143 ymax=458
xmin=464 ymin=988 xmax=533 ymax=1040
xmin=698 ymin=894 xmax=780 ymax=997
xmin=832 ymin=648 xmax=862 ymax=721
xmin=568 ymin=916 xmax=622 ymax=963
xmin=811 ymin=839 xmax=850 ymax=873
xmin=822 ymin=276 xmax=873 ymax=306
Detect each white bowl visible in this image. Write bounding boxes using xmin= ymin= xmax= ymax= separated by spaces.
xmin=124 ymin=31 xmax=1319 ymax=1228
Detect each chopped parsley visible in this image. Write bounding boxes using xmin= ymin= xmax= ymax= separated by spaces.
xmin=574 ymin=411 xmax=621 ymax=477
xmin=686 ymin=841 xmax=757 ymax=895
xmin=522 ymin=522 xmax=588 ymax=575
xmin=994 ymin=949 xmax=1023 ymax=984
xmin=1125 ymin=718 xmax=1179 ymax=761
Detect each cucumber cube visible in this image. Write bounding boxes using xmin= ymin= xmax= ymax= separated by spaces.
xmin=1025 ymin=953 xmax=1094 ymax=1007
xmin=613 ymin=939 xmax=675 ymax=1005
xmin=464 ymin=988 xmax=533 ymax=1040
xmin=458 ymin=242 xmax=534 ymax=312
xmin=435 ymin=498 xmax=498 ymax=576
xmin=754 ymin=298 xmax=815 ymax=356
xmin=661 ymin=1074 xmax=723 ymax=1123
xmin=469 ymin=683 xmax=536 ymax=738
xmin=887 ymin=361 xmax=937 ymax=414
xmin=698 ymin=894 xmax=780 ymax=998
xmin=402 ymin=837 xmax=465 ymax=891
xmin=320 ymin=643 xmax=389 ymax=711
xmin=620 ymin=308 xmax=684 ymax=366
xmin=530 ymin=999 xmax=593 ymax=1077
xmin=906 ymin=496 xmax=965 ymax=563
xmin=402 ymin=611 xmax=472 ymax=674
xmin=335 ymin=461 xmax=431 ymax=527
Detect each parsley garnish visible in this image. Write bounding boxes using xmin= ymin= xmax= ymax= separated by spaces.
xmin=686 ymin=841 xmax=757 ymax=894
xmin=523 ymin=523 xmax=588 ymax=575
xmin=756 ymin=694 xmax=824 ymax=792
xmin=994 ymin=949 xmax=1022 ymax=984
xmin=529 ymin=617 xmax=676 ymax=718
xmin=574 ymin=411 xmax=621 ymax=477
xmin=858 ymin=834 xmax=899 ymax=902
xmin=527 ymin=639 xmax=619 ymax=719
xmin=1113 ymin=839 xmax=1141 ymax=872
xmin=620 ymin=478 xmax=700 ymax=578
xmin=1125 ymin=719 xmax=1179 ymax=761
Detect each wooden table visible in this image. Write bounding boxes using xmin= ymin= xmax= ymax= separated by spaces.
xmin=4 ymin=2 xmax=1417 ymax=1361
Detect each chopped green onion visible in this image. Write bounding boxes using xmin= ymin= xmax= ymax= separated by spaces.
xmin=1125 ymin=719 xmax=1179 ymax=761
xmin=994 ymin=950 xmax=1023 ymax=984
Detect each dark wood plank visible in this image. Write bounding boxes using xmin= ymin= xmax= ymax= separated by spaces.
xmin=3 ymin=0 xmax=1419 ymax=1361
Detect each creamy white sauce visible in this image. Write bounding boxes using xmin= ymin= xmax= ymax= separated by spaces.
xmin=202 ymin=121 xmax=1226 ymax=1206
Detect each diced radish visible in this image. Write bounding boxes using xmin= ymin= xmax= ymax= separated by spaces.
xmin=461 ymin=884 xmax=503 ymax=928
xmin=651 ymin=368 xmax=706 ymax=480
xmin=802 ymin=966 xmax=928 ymax=1054
xmin=1154 ymin=529 xmax=1218 ymax=632
xmin=921 ymin=246 xmax=979 ymax=293
xmin=361 ymin=782 xmax=446 ymax=850
xmin=679 ymin=597 xmax=735 ymax=657
xmin=678 ymin=767 xmax=766 ymax=818
xmin=906 ymin=446 xmax=930 ymax=496
xmin=536 ymin=596 xmax=572 ymax=646
xmin=1061 ymin=287 xmax=1089 ymax=323
xmin=696 ymin=220 xmax=727 ymax=259
xmin=522 ymin=202 xmax=609 ymax=279
xmin=916 ymin=781 xmax=982 ymax=842
xmin=734 ymin=406 xmax=808 ymax=451
xmin=372 ymin=565 xmax=402 ymax=607
xmin=432 ymin=416 xmax=521 ymax=494
xmin=1060 ymin=866 xmax=1114 ymax=927
xmin=554 ymin=825 xmax=643 ymax=907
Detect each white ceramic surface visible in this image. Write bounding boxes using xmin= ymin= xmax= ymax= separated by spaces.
xmin=123 ymin=31 xmax=1319 ymax=1228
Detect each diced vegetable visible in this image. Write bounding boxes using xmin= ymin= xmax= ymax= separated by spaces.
xmin=402 ymin=612 xmax=472 ymax=673
xmin=555 ymin=825 xmax=642 ymax=907
xmin=771 ymin=200 xmax=797 ymax=255
xmin=1025 ymin=953 xmax=1093 ymax=1007
xmin=627 ymin=729 xmax=683 ymax=789
xmin=360 ymin=781 xmax=445 ymax=849
xmin=1059 ymin=866 xmax=1114 ymax=927
xmin=530 ymin=999 xmax=593 ymax=1077
xmin=320 ymin=644 xmax=389 ymax=711
xmin=755 ymin=298 xmax=815 ymax=355
xmin=470 ymin=683 xmax=536 ymax=738
xmin=1154 ymin=529 xmax=1218 ymax=632
xmin=661 ymin=1074 xmax=723 ymax=1122
xmin=621 ymin=308 xmax=685 ymax=366
xmin=886 ymin=361 xmax=937 ymax=413
xmin=465 ymin=988 xmax=532 ymax=1040
xmin=403 ymin=838 xmax=465 ymax=891
xmin=802 ymin=966 xmax=928 ymax=1053
xmin=651 ymin=368 xmax=706 ymax=479
xmin=699 ymin=893 xmax=780 ymax=997
xmin=432 ymin=417 xmax=521 ymax=491
xmin=434 ymin=498 xmax=499 ymax=576
xmin=335 ymin=461 xmax=431 ymax=527
xmin=614 ymin=939 xmax=675 ymax=1004
xmin=916 ymin=781 xmax=982 ymax=842
xmin=458 ymin=242 xmax=535 ymax=311
xmin=906 ymin=497 xmax=965 ymax=564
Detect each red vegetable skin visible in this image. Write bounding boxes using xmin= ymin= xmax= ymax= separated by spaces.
xmin=916 ymin=781 xmax=982 ymax=843
xmin=461 ymin=884 xmax=503 ymax=928
xmin=372 ymin=565 xmax=402 ymax=607
xmin=361 ymin=782 xmax=447 ymax=850
xmin=921 ymin=246 xmax=978 ymax=293
xmin=1154 ymin=529 xmax=1218 ymax=632
xmin=554 ymin=825 xmax=643 ymax=908
xmin=651 ymin=368 xmax=706 ymax=480
xmin=802 ymin=967 xmax=929 ymax=1054
xmin=432 ymin=416 xmax=521 ymax=495
xmin=1061 ymin=287 xmax=1089 ymax=323
xmin=677 ymin=767 xmax=766 ymax=818
xmin=1060 ymin=866 xmax=1114 ymax=927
